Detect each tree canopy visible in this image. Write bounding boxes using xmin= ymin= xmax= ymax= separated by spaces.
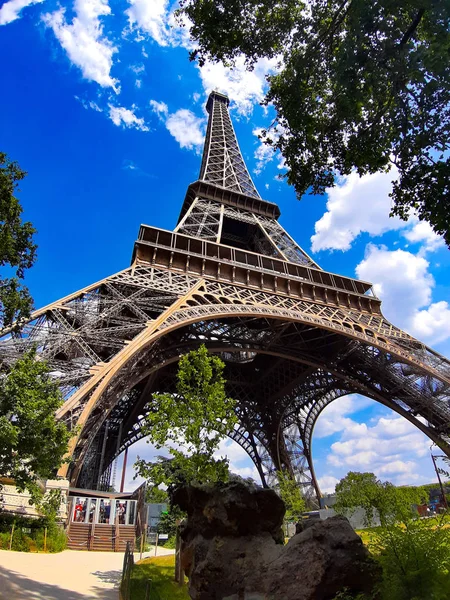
xmin=135 ymin=345 xmax=237 ymax=491
xmin=180 ymin=0 xmax=450 ymax=245
xmin=334 ymin=471 xmax=427 ymax=526
xmin=0 ymin=350 xmax=71 ymax=502
xmin=0 ymin=152 xmax=37 ymax=328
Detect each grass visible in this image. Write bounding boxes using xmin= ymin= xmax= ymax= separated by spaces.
xmin=129 ymin=554 xmax=190 ymax=600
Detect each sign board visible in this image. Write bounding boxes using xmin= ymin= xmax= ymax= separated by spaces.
xmin=158 ymin=533 xmax=169 ymax=540
xmin=148 ymin=532 xmax=158 ymax=544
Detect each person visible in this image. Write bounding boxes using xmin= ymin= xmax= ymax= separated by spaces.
xmin=89 ymin=501 xmax=96 ymax=523
xmin=105 ymin=502 xmax=111 ymax=524
xmin=74 ymin=500 xmax=83 ymax=522
xmin=118 ymin=503 xmax=125 ymax=524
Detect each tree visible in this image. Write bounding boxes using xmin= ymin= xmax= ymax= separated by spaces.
xmin=334 ymin=471 xmax=426 ymax=526
xmin=135 ymin=345 xmax=237 ymax=491
xmin=277 ymin=470 xmax=306 ymax=521
xmin=0 ymin=350 xmax=71 ymax=502
xmin=146 ymin=484 xmax=169 ymax=504
xmin=0 ymin=152 xmax=37 ymax=328
xmin=179 ymin=0 xmax=450 ymax=245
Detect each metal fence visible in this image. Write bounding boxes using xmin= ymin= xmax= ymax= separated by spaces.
xmin=121 ymin=541 xmax=134 ymax=600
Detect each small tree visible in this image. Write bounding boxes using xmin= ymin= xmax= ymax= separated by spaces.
xmin=277 ymin=471 xmax=306 ymax=521
xmin=0 ymin=350 xmax=71 ymax=503
xmin=0 ymin=152 xmax=37 ymax=328
xmin=135 ymin=345 xmax=237 ymax=491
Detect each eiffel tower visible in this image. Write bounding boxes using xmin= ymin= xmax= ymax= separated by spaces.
xmin=2 ymin=91 xmax=449 ymax=502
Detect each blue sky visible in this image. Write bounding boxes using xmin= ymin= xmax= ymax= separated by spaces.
xmin=1 ymin=0 xmax=450 ymax=494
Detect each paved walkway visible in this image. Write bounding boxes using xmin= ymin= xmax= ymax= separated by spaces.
xmin=0 ymin=547 xmax=175 ymax=599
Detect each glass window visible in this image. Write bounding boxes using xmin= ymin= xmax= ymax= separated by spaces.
xmin=73 ymin=497 xmax=85 ymax=522
xmin=88 ymin=498 xmax=97 ymax=523
xmin=116 ymin=500 xmax=127 ymax=525
xmin=98 ymin=499 xmax=112 ymax=524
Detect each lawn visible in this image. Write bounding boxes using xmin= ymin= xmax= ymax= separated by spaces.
xmin=128 ymin=554 xmax=190 ymax=600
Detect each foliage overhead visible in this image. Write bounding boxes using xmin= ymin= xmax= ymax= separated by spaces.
xmin=179 ymin=0 xmax=450 ymax=245
xmin=135 ymin=345 xmax=237 ymax=491
xmin=0 ymin=350 xmax=71 ymax=502
xmin=0 ymin=152 xmax=37 ymax=328
xmin=334 ymin=471 xmax=427 ymax=526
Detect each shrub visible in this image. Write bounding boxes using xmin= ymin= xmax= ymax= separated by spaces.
xmin=370 ymin=518 xmax=450 ymax=600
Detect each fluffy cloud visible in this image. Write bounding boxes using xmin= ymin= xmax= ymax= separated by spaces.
xmin=355 ymin=244 xmax=450 ymax=345
xmin=310 ymin=165 xmax=446 ymax=254
xmin=0 ymin=0 xmax=44 ymax=25
xmin=311 ymin=168 xmax=405 ymax=252
xmin=149 ymin=99 xmax=168 ymax=119
xmin=313 ymin=393 xmax=440 ymax=491
xmin=198 ymin=55 xmax=279 ymax=116
xmin=43 ymin=0 xmax=118 ymax=90
xmin=314 ymin=395 xmax=373 ymax=439
xmin=108 ymin=104 xmax=149 ymax=131
xmin=403 ymin=220 xmax=445 ymax=254
xmin=317 ymin=475 xmax=340 ymax=494
xmin=125 ymin=0 xmax=171 ymax=46
xmin=166 ymin=109 xmax=204 ymax=150
xmin=150 ymin=100 xmax=205 ymax=151
xmin=411 ymin=301 xmax=450 ymax=345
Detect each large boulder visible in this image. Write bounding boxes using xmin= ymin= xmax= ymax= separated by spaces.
xmin=173 ymin=479 xmax=380 ymax=600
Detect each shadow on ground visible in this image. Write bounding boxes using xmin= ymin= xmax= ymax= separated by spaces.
xmin=92 ymin=569 xmax=122 ymax=586
xmin=0 ymin=566 xmax=118 ymax=599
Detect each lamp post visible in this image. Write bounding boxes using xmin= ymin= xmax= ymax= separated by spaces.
xmin=430 ymin=450 xmax=448 ymax=510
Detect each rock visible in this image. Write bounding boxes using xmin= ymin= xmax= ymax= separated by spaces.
xmin=174 ymin=479 xmax=380 ymax=600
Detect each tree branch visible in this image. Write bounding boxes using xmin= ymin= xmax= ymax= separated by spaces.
xmin=399 ymin=8 xmax=426 ymax=48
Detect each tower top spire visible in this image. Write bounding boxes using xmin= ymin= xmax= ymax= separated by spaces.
xmin=199 ymin=91 xmax=260 ymax=199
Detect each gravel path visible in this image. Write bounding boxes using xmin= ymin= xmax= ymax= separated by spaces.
xmin=0 ymin=547 xmax=175 ymax=599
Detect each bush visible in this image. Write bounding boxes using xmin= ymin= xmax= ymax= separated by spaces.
xmin=35 ymin=526 xmax=67 ymax=553
xmin=162 ymin=534 xmax=177 ymax=549
xmin=0 ymin=514 xmax=67 ymax=553
xmin=369 ymin=518 xmax=450 ymax=600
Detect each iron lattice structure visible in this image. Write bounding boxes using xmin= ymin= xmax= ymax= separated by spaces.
xmin=1 ymin=91 xmax=449 ymax=502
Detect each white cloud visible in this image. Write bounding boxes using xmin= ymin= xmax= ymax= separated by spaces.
xmin=314 ymin=395 xmax=373 ymax=439
xmin=314 ymin=395 xmax=440 ymax=491
xmin=166 ymin=109 xmax=205 ymax=151
xmin=411 ymin=301 xmax=450 ymax=345
xmin=108 ymin=104 xmax=149 ymax=131
xmin=125 ymin=0 xmax=170 ymax=46
xmin=317 ymin=475 xmax=339 ymax=494
xmin=403 ymin=220 xmax=445 ymax=254
xmin=355 ymin=244 xmax=450 ymax=345
xmin=125 ymin=0 xmax=192 ymax=48
xmin=311 ymin=167 xmax=406 ymax=252
xmin=150 ymin=100 xmax=205 ymax=151
xmin=198 ymin=55 xmax=278 ymax=116
xmin=0 ymin=0 xmax=44 ymax=25
xmin=253 ymin=127 xmax=277 ymax=174
xmin=43 ymin=0 xmax=118 ymax=90
xmin=149 ymin=99 xmax=168 ymax=119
